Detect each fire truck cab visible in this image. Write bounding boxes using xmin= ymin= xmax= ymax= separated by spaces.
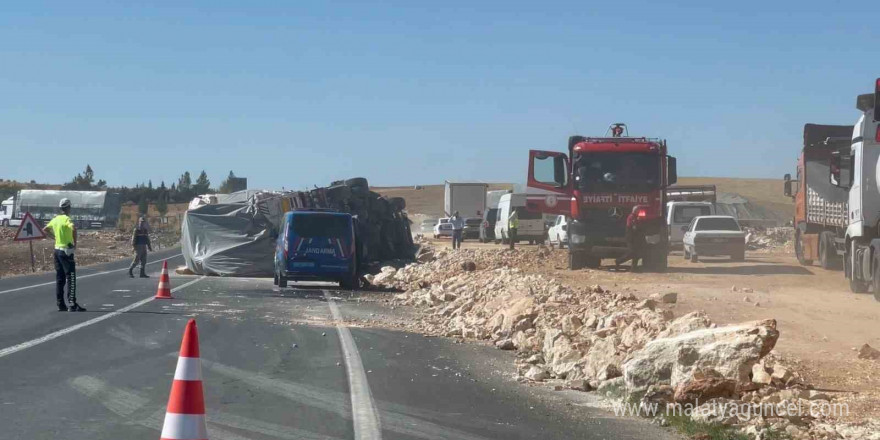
xmin=526 ymin=124 xmax=678 ymax=271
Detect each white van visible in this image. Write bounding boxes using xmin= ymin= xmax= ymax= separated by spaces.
xmin=667 ymin=201 xmax=715 ymax=247
xmin=494 ymin=193 xmax=545 ymax=244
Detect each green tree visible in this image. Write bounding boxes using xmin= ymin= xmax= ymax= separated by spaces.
xmin=218 ymin=170 xmax=237 ymax=194
xmin=138 ymin=196 xmax=149 ymax=215
xmin=156 ymin=192 xmax=168 ymax=217
xmin=63 ymin=164 xmax=98 ymax=190
xmin=193 ymin=170 xmax=211 ymax=195
xmin=178 ymin=172 xmax=192 ymax=192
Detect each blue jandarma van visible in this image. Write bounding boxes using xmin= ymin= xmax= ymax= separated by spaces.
xmin=274 ymin=210 xmax=358 ymax=289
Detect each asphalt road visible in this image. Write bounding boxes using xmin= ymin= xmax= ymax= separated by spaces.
xmin=0 ymin=252 xmax=678 ymax=440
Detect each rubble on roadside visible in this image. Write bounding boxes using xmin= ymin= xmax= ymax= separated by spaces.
xmin=746 ymin=227 xmax=794 ymax=252
xmin=371 ymin=244 xmax=865 ymax=439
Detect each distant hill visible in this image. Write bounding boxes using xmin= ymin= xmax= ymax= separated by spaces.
xmin=375 ymin=178 xmax=792 ymax=224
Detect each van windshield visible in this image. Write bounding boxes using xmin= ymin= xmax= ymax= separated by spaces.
xmin=291 ymin=214 xmax=351 ymax=238
xmin=674 ymin=206 xmax=712 ymax=223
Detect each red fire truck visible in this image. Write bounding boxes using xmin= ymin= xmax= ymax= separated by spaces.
xmin=525 ymin=123 xmax=678 ymax=271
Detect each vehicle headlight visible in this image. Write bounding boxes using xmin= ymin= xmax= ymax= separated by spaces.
xmin=570 ymin=234 xmax=586 ymax=244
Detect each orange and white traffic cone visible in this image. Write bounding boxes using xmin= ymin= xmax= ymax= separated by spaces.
xmin=155 ymin=260 xmax=173 ymax=299
xmin=160 ymin=319 xmax=208 ymax=440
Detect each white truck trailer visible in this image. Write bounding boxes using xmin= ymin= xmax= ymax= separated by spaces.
xmin=444 ymin=182 xmax=488 ymax=219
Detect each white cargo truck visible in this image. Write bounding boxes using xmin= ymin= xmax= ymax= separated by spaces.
xmin=828 ymin=78 xmax=880 ymax=298
xmin=0 ymin=197 xmax=20 ymax=227
xmin=444 ymin=182 xmax=488 ymax=219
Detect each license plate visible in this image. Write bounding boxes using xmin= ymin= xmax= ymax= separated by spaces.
xmin=291 ymin=261 xmax=315 ymax=268
xmin=711 ymin=238 xmax=727 ymax=243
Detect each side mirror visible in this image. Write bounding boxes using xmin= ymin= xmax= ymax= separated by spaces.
xmin=667 ymin=156 xmax=678 ymax=186
xmin=783 ymin=173 xmax=792 ymax=197
xmin=830 ymin=152 xmax=853 ymax=189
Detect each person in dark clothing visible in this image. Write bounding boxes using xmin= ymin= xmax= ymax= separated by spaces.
xmin=129 ymin=217 xmax=153 ymax=278
xmin=616 ymin=205 xmax=646 ymax=271
xmin=42 ymin=198 xmax=86 ymax=311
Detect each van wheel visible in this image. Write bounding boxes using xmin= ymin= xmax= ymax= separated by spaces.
xmin=278 ymin=273 xmax=288 ymax=288
xmin=557 ymin=236 xmax=564 ymax=249
xmin=690 ymin=252 xmax=698 ymax=263
xmin=1 ymin=219 xmax=7 ymax=227
xmin=683 ymin=247 xmax=691 ymax=260
xmin=494 ymin=239 xmax=501 ymax=245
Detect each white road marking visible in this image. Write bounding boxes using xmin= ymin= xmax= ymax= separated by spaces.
xmin=0 ymin=253 xmax=183 ymax=296
xmin=324 ymin=290 xmax=383 ymax=440
xmin=0 ymin=276 xmax=204 ymax=359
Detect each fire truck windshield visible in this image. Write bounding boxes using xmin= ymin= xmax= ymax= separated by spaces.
xmin=574 ymin=152 xmax=660 ymax=192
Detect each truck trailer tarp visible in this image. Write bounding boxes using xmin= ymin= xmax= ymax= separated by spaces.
xmin=181 ymin=203 xmax=275 ymax=277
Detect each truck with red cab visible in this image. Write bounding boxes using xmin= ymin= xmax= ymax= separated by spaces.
xmin=526 ymin=123 xmax=678 ymax=271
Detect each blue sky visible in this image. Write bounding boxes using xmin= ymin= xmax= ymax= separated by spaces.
xmin=1 ymin=1 xmax=878 ymax=190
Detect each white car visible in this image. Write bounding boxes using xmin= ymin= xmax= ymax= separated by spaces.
xmin=547 ymin=215 xmax=569 ymax=248
xmin=682 ymin=215 xmax=746 ymax=262
xmin=433 ymin=218 xmax=452 ymax=238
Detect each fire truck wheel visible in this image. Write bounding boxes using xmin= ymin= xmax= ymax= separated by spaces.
xmin=569 ymin=251 xmax=585 ymax=270
xmin=584 ymin=255 xmax=601 ymax=269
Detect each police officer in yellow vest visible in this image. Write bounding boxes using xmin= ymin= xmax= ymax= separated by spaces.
xmin=42 ymin=198 xmax=86 ymax=312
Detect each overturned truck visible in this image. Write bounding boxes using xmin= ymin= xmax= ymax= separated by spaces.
xmin=181 ymin=177 xmax=414 ymax=277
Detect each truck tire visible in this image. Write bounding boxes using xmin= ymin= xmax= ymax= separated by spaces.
xmin=643 ymin=246 xmax=668 ymax=272
xmin=325 ymin=184 xmax=352 ymax=201
xmin=873 ymin=255 xmax=880 ymax=302
xmin=569 ymin=251 xmax=585 ymax=270
xmin=344 ymin=177 xmax=369 ymax=188
xmin=845 ymin=243 xmax=868 ymax=293
xmin=795 ymin=229 xmax=813 ymax=266
xmin=278 ymin=273 xmax=288 ymax=288
xmin=819 ymin=232 xmax=841 ymax=270
xmin=389 ymin=197 xmax=406 ymax=211
xmin=584 ymin=255 xmax=601 ymax=268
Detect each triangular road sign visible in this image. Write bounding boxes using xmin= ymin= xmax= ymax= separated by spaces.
xmin=13 ymin=212 xmax=46 ymax=241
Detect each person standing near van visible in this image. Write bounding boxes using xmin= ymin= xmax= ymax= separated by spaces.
xmin=42 ymin=198 xmax=86 ymax=312
xmin=128 ymin=217 xmax=153 ymax=278
xmin=450 ymin=211 xmax=464 ymax=249
xmin=508 ymin=210 xmax=519 ymax=250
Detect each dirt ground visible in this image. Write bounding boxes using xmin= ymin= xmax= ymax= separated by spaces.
xmin=0 ymin=226 xmax=180 ymax=278
xmin=425 ymin=236 xmax=880 ymax=423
